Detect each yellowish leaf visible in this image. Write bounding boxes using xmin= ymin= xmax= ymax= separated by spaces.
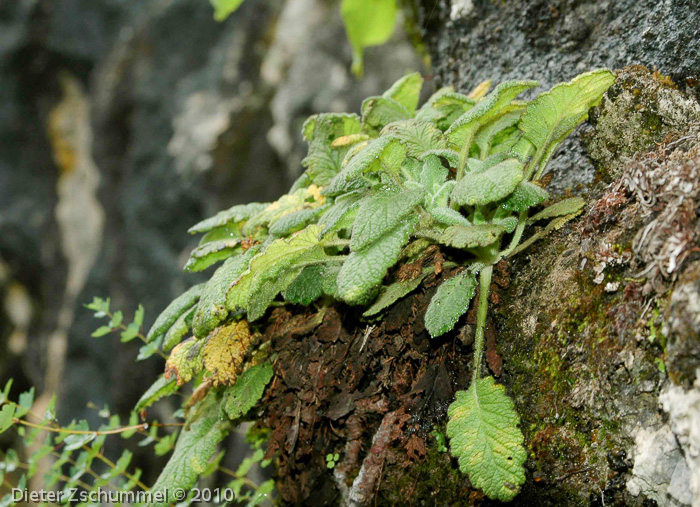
xmin=202 ymin=320 xmax=253 ymax=386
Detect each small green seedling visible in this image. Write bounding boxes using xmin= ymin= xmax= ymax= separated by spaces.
xmin=326 ymin=452 xmax=340 ymax=469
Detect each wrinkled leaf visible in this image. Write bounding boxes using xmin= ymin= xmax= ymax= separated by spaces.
xmin=223 ymin=363 xmax=274 ymax=420
xmin=425 ymin=271 xmax=477 ymax=337
xmin=447 ymin=376 xmax=526 ymax=501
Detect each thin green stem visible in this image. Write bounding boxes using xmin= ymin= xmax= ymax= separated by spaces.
xmin=13 ymin=418 xmax=147 ymax=436
xmin=472 ymin=265 xmax=493 ymax=385
xmin=104 ymin=310 xmax=168 ymax=360
xmin=501 ymin=210 xmax=529 ymax=258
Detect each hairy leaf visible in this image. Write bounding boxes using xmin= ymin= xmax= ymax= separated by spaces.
xmin=284 ymin=265 xmax=325 ymax=305
xmin=446 ymin=80 xmax=538 ymax=148
xmin=500 ymin=181 xmax=550 ymax=212
xmin=519 ymin=69 xmax=614 ymax=159
xmin=420 ymin=155 xmax=449 ymax=193
xmin=202 ymin=320 xmax=253 ymax=386
xmin=439 ymin=224 xmax=505 ymax=249
xmin=340 ymin=0 xmax=397 ymax=75
xmin=184 ymin=238 xmax=241 ymax=272
xmin=528 ymin=196 xmax=585 ymax=222
xmin=363 ymin=269 xmax=430 ymax=317
xmin=268 ymin=205 xmax=329 ymax=237
xmin=326 ymin=137 xmax=407 ymax=194
xmin=243 ymin=185 xmax=325 ymax=235
xmin=474 ymin=109 xmax=523 ymax=157
xmin=135 ymin=376 xmax=179 ymax=413
xmin=192 ymin=246 xmax=259 ymax=339
xmin=338 ymin=219 xmax=414 ymax=304
xmin=381 ymin=120 xmax=448 ymax=157
xmin=163 ymin=308 xmax=194 ymax=352
xmin=382 ymin=72 xmax=423 ymax=113
xmin=351 ymin=187 xmax=424 ymax=251
xmin=415 ymin=91 xmax=476 ymax=130
xmin=147 ymin=283 xmax=205 ymax=342
xmin=302 ymin=113 xmax=362 ymax=185
xmin=429 ymin=206 xmax=470 ymax=226
xmin=447 ymin=376 xmax=527 ymax=501
xmin=425 ymin=271 xmax=477 ymax=337
xmin=223 ymin=363 xmax=274 ymax=420
xmin=188 ymin=202 xmax=268 ymax=235
xmin=361 ymin=96 xmax=412 ymax=134
xmin=318 ymin=192 xmax=363 ymax=238
xmin=227 ymin=225 xmax=335 ymax=319
xmin=164 ymin=338 xmax=204 ymax=386
xmin=451 ymin=159 xmax=524 ymax=206
xmin=149 ymin=393 xmax=230 ymax=507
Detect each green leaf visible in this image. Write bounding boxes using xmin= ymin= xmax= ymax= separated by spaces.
xmin=363 ymin=269 xmax=430 ymax=317
xmin=91 ymin=325 xmax=113 ymax=338
xmin=164 ymin=338 xmax=204 ymax=386
xmin=474 ymin=109 xmax=523 ymax=157
xmin=519 ymin=69 xmax=615 ymax=167
xmin=351 ymin=187 xmax=424 ymax=251
xmin=446 ymin=80 xmax=538 ymax=148
xmin=189 ymin=202 xmax=267 ymax=235
xmin=420 ymin=155 xmax=449 ymax=193
xmin=340 ymin=0 xmax=397 ymax=75
xmin=137 ymin=335 xmax=162 ymax=361
xmin=0 ymin=405 xmax=15 ymax=435
xmin=184 ymin=238 xmax=242 ymax=272
xmin=15 ymin=387 xmax=34 ymax=418
xmin=223 ymin=364 xmax=274 ymax=420
xmin=227 ymin=225 xmax=334 ymax=319
xmin=500 ymin=182 xmax=550 ymax=212
xmin=326 ymin=137 xmax=407 ymax=195
xmin=429 ymin=206 xmax=470 ymax=226
xmin=149 ymin=393 xmax=230 ymax=507
xmin=439 ymin=224 xmax=505 ymax=249
xmin=318 ymin=192 xmax=363 ymax=238
xmin=528 ymin=196 xmax=585 ymax=222
xmin=447 ymin=376 xmax=527 ymax=501
xmin=425 ymin=271 xmax=477 ymax=337
xmin=302 ymin=113 xmax=362 ymax=185
xmin=338 ymin=219 xmax=414 ymax=305
xmin=210 ymin=0 xmax=246 ymax=21
xmin=135 ymin=376 xmax=179 ymax=413
xmin=192 ymin=246 xmax=259 ymax=338
xmin=64 ymin=421 xmax=96 ymax=451
xmin=381 ymin=120 xmax=448 ymax=158
xmin=121 ymin=322 xmax=140 ymax=342
xmin=147 ymin=283 xmax=205 ymax=342
xmin=284 ymin=265 xmax=326 ymax=305
xmin=361 ymin=96 xmax=411 ymax=134
xmin=451 ymin=159 xmax=524 ymax=206
xmin=382 ymin=72 xmax=423 ymax=113
xmin=162 ymin=308 xmax=193 ymax=352
xmin=415 ymin=90 xmax=475 ymax=130
xmin=268 ymin=205 xmax=328 ymax=237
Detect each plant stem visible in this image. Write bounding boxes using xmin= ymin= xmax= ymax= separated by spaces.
xmin=472 ymin=265 xmax=493 ymax=385
xmin=501 ymin=210 xmax=529 ymax=257
xmin=104 ymin=309 xmax=168 ymax=360
xmin=13 ymin=418 xmax=148 ymax=436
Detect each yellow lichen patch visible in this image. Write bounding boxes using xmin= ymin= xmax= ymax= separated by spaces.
xmin=202 ymin=320 xmax=253 ymax=386
xmin=164 ymin=337 xmax=204 ymax=386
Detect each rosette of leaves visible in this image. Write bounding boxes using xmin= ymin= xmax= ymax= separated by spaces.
xmin=144 ymin=70 xmax=614 ymax=501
